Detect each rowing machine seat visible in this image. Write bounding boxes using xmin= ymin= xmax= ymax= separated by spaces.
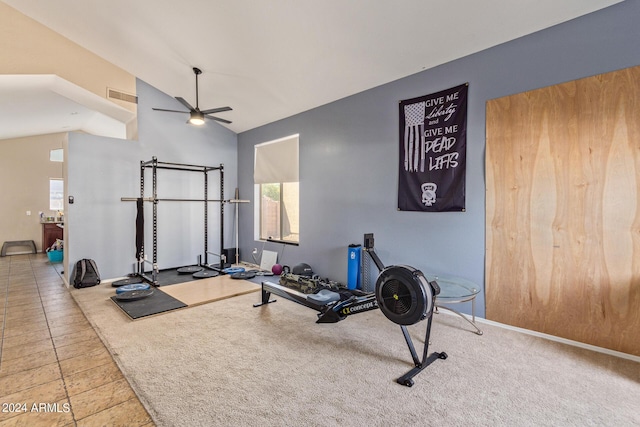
xmin=307 ymin=289 xmax=341 ymax=306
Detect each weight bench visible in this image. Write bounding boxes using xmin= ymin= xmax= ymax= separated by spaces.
xmin=1 ymin=240 xmax=37 ymax=256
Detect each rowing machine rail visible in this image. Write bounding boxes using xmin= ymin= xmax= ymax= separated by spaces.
xmin=254 ymin=273 xmax=446 ymax=386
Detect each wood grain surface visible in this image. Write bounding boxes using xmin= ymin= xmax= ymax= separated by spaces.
xmin=486 ymin=65 xmax=640 ymax=356
xmin=161 ymin=274 xmax=260 ymax=307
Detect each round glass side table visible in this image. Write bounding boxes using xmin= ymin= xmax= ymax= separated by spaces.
xmin=425 ymin=274 xmax=483 ymax=335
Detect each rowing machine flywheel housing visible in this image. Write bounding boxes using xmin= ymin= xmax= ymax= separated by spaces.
xmin=375 ymin=265 xmax=434 ymax=326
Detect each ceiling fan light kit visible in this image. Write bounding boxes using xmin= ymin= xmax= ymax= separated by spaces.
xmin=189 ymin=110 xmax=205 ymax=125
xmin=153 ymin=67 xmax=232 ymax=126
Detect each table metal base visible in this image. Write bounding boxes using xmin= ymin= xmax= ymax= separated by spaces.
xmin=435 ymin=303 xmax=483 ymax=335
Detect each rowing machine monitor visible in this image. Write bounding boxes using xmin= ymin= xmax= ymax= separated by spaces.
xmin=364 ymin=233 xmax=374 ymax=249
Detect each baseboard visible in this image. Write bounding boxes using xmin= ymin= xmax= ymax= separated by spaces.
xmin=471 ymin=315 xmax=640 ymax=363
xmin=102 ymin=276 xmax=130 ymax=284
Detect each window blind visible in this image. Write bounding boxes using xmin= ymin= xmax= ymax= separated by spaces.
xmin=254 ymin=134 xmax=299 ymax=184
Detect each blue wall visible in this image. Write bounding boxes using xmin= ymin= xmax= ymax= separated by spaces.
xmin=67 ymin=79 xmax=237 ymax=280
xmin=237 ymin=1 xmax=640 ymax=318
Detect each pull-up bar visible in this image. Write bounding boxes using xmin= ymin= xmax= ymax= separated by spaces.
xmin=140 ymin=159 xmax=222 ymax=172
xmin=121 ymin=197 xmax=249 ymax=203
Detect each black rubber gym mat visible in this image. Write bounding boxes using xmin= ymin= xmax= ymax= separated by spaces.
xmin=153 ymin=267 xmax=212 ymax=286
xmin=110 ymin=288 xmax=187 ymax=320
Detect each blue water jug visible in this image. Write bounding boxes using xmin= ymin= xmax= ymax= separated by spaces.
xmin=347 ymin=244 xmax=361 ymax=290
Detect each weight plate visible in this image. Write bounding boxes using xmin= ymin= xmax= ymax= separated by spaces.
xmin=193 ymin=270 xmax=220 ymax=279
xmin=177 ymin=266 xmax=204 ymax=274
xmin=111 ymin=277 xmax=143 ymax=287
xmin=230 ymin=271 xmax=256 ymax=280
xmin=116 ymin=283 xmax=151 ymax=294
xmin=114 ymin=289 xmax=155 ymax=301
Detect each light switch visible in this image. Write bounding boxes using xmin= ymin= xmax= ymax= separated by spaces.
xmin=26 ymin=211 xmax=31 ymax=216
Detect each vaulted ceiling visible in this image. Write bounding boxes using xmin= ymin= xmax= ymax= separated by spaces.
xmin=1 ymin=0 xmax=623 ymax=137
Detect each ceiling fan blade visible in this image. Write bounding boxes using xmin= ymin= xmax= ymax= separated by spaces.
xmin=152 ymin=108 xmax=189 ymax=113
xmin=200 ymin=106 xmax=232 ymax=115
xmin=175 ymin=97 xmax=195 ymax=111
xmin=205 ymin=115 xmax=232 ymax=124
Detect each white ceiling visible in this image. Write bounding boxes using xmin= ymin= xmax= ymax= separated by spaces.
xmin=1 ymin=0 xmax=623 ymax=138
xmin=0 ymin=75 xmax=135 ymax=140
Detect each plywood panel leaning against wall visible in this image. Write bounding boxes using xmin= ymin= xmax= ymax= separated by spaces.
xmin=486 ymin=65 xmax=640 ymax=356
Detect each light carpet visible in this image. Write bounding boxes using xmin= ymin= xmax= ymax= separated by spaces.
xmin=71 ymin=282 xmax=640 ymax=427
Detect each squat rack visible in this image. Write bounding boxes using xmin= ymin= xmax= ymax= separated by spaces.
xmin=121 ymin=157 xmax=246 ymax=285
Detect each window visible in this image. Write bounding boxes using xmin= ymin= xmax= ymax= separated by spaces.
xmin=49 ymin=149 xmax=63 ymax=162
xmin=254 ymin=135 xmax=299 ymax=244
xmin=50 ymin=179 xmax=64 ymax=211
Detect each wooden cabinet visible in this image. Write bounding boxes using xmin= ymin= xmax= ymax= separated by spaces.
xmin=42 ymin=223 xmax=63 ymax=253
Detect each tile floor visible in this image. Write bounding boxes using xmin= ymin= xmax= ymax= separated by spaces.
xmin=0 ymin=254 xmax=154 ymax=427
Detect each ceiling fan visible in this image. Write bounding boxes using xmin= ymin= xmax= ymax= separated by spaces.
xmin=152 ymin=67 xmax=232 ymax=125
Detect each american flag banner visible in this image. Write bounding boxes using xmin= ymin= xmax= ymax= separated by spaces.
xmin=403 ymin=101 xmax=425 ymax=172
xmin=398 ymin=83 xmax=468 ymax=212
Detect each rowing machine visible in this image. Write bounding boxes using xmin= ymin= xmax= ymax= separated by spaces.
xmin=253 ymin=234 xmax=447 ymax=387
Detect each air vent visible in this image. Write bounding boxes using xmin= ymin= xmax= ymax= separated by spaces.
xmin=107 ymin=88 xmax=138 ymax=104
